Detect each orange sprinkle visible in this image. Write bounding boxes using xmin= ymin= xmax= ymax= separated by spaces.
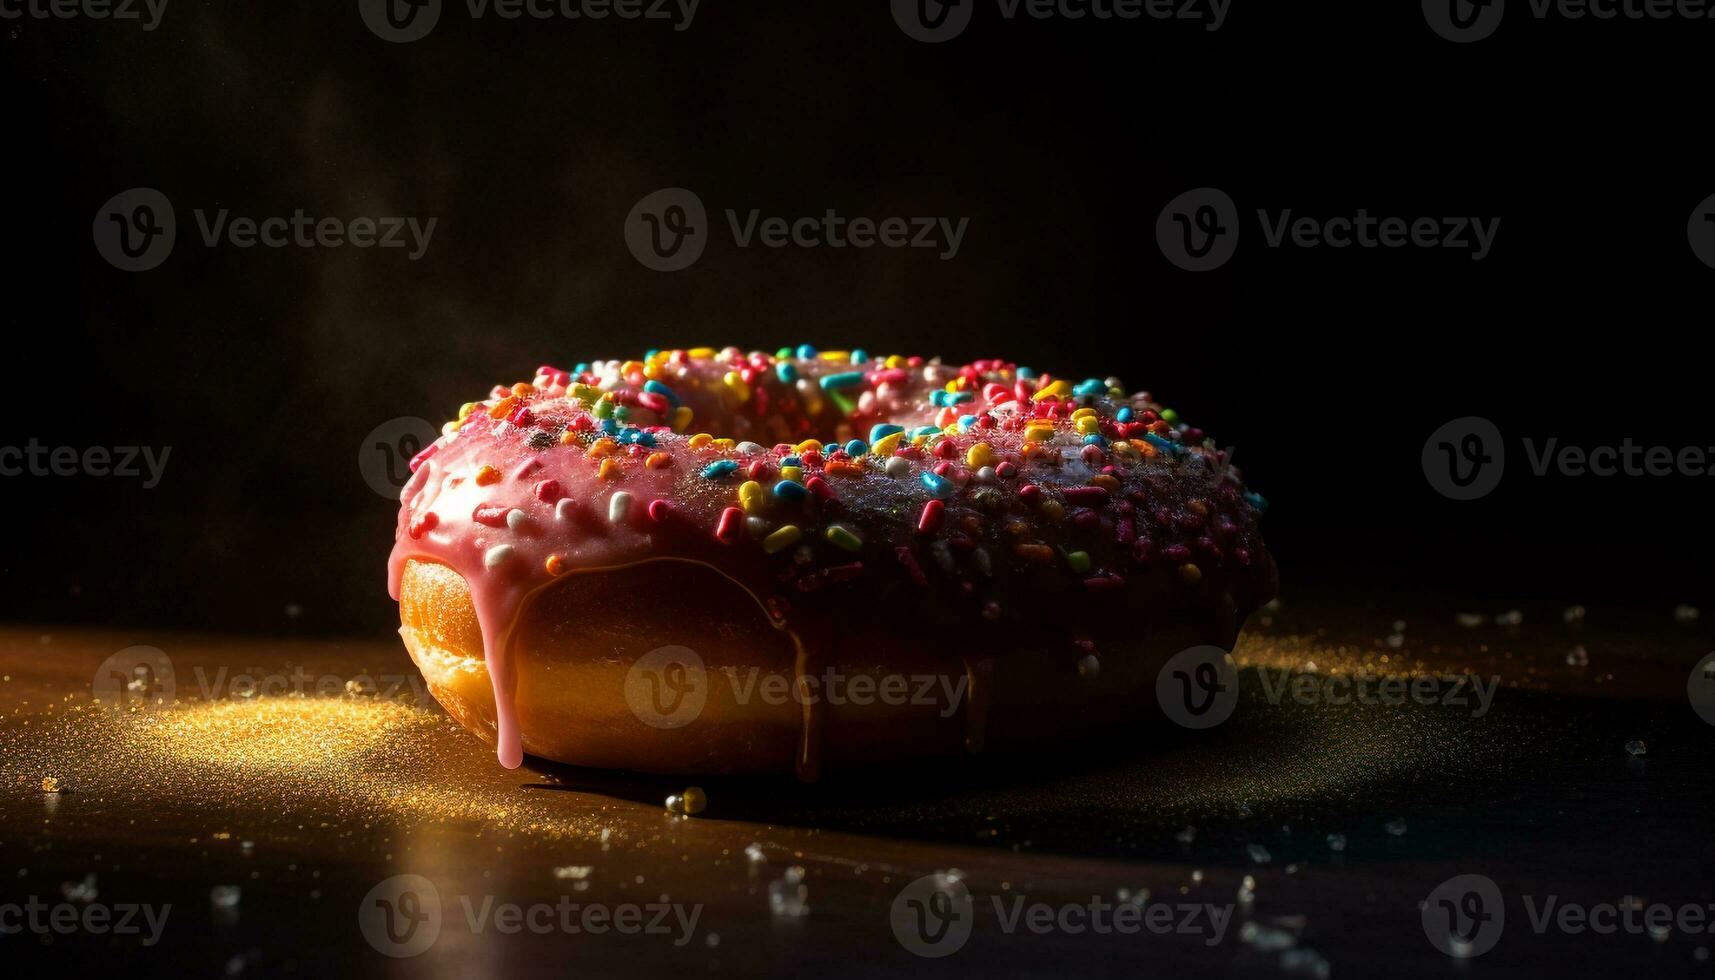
xmin=1014 ymin=543 xmax=1055 ymax=563
xmin=597 ymin=458 xmax=621 ymax=480
xmin=645 ymin=452 xmax=672 ymax=469
xmin=825 ymin=460 xmax=864 ymax=477
xmin=586 ymin=438 xmax=619 ymax=458
xmin=488 ymin=396 xmax=519 ymax=419
xmin=1090 ymin=474 xmax=1120 ymax=494
xmin=474 ymin=465 xmax=501 ymax=486
xmin=511 ymin=382 xmax=534 ymax=397
xmin=545 ymin=554 xmax=567 ymax=576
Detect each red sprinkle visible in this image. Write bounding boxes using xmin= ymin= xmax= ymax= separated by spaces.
xmin=647 ymin=498 xmax=674 ymax=523
xmin=473 ymin=503 xmax=510 ymax=527
xmin=408 ymin=512 xmax=438 ymax=539
xmin=1063 ymin=486 xmax=1110 ymax=508
xmin=715 ymin=506 xmax=744 ymax=544
xmin=533 ymin=479 xmax=564 ymax=503
xmin=917 ymin=499 xmax=945 ymax=534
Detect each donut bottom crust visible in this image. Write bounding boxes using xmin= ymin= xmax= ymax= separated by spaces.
xmin=397 ymin=558 xmax=1239 ymax=777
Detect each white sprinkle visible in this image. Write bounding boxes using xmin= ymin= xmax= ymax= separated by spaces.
xmin=505 ymin=508 xmax=529 ymax=531
xmin=736 ymin=442 xmax=765 ymax=454
xmin=885 ymin=456 xmax=911 ymax=479
xmin=609 ymin=491 xmax=632 ymax=524
xmin=974 ymin=466 xmax=996 ymax=484
xmin=555 ymin=498 xmax=576 ymax=522
xmin=484 ymin=544 xmax=514 ymax=569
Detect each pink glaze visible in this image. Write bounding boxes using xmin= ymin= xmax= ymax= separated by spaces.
xmin=388 ymin=348 xmax=1274 ymax=771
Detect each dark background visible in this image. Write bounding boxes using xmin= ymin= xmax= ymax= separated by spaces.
xmin=1 ymin=0 xmax=1708 ymax=636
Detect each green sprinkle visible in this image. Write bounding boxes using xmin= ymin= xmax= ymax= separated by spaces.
xmin=825 ymin=525 xmax=863 ymax=551
xmin=1066 ymin=550 xmax=1091 ymax=573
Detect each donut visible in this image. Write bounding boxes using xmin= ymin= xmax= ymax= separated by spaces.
xmin=389 ymin=346 xmax=1276 ymax=779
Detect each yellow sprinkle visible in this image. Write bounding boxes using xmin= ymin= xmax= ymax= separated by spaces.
xmin=669 ymin=406 xmax=694 ymax=432
xmin=910 ymin=434 xmax=932 ymax=447
xmin=597 ymin=458 xmax=621 ymax=480
xmin=475 ymin=465 xmax=501 ymax=486
xmin=687 ymin=347 xmax=715 ymax=359
xmin=457 ymin=402 xmax=478 ymax=421
xmin=780 ymin=465 xmax=803 ymax=483
xmin=966 ymin=442 xmax=995 ymax=469
xmin=620 ymin=360 xmax=646 ymax=379
xmin=870 ymin=432 xmax=905 ymax=456
xmin=1071 ymin=407 xmax=1097 ymax=420
xmin=1039 ymin=500 xmax=1065 ymax=523
xmin=1091 ymin=474 xmax=1120 ymax=493
xmin=441 ymin=420 xmax=460 ymax=438
xmin=569 ymin=383 xmax=601 ymax=404
xmin=884 ymin=355 xmax=907 ymax=369
xmin=1024 ymin=426 xmax=1055 ymax=442
xmin=688 ymin=433 xmax=714 ymax=449
xmin=645 ymin=452 xmax=672 ymax=469
xmin=1179 ymin=563 xmax=1203 ymax=584
xmin=794 ymin=439 xmax=824 ymax=454
xmin=738 ymin=481 xmax=766 ymax=514
xmin=713 ymin=438 xmax=735 ymax=451
xmin=1076 ymin=416 xmax=1101 ymax=435
xmin=817 ymin=351 xmax=851 ymax=361
xmin=723 ymin=372 xmax=750 ymax=402
xmin=559 ymin=430 xmax=582 ymax=446
xmin=763 ymin=525 xmax=802 ymax=554
xmin=1032 ymin=380 xmax=1072 ymax=401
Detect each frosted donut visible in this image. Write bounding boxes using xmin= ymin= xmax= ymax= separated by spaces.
xmin=388 ymin=347 xmax=1276 ymax=779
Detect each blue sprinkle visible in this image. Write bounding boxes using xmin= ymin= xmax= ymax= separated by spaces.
xmin=643 ymin=380 xmax=680 ymax=406
xmin=1017 ymin=367 xmax=1038 ymax=380
xmin=920 ymin=471 xmax=955 ymax=500
xmin=1143 ymin=432 xmax=1185 ymax=455
xmin=850 ymin=349 xmax=869 ymax=364
xmin=844 ymin=439 xmax=868 ymax=456
xmin=1074 ymin=379 xmax=1106 ymax=397
xmin=869 ymin=423 xmax=904 ymax=443
xmin=644 ymin=349 xmax=659 ymax=359
xmin=702 ymin=460 xmax=739 ymax=480
xmin=781 ymin=455 xmax=802 ymax=468
xmin=1082 ymin=434 xmax=1108 ymax=446
xmin=599 ymin=419 xmax=621 ymax=435
xmin=911 ymin=426 xmax=940 ymax=439
xmin=573 ymin=362 xmax=589 ymax=374
xmin=773 ymin=479 xmax=808 ymax=501
xmin=626 ymin=429 xmax=657 ymax=447
xmin=796 ymin=344 xmax=817 ymax=360
xmin=1116 ymin=407 xmax=1133 ymax=423
xmin=819 ymin=371 xmax=865 ymax=391
xmin=1245 ymin=491 xmax=1269 ymax=512
xmin=776 ymin=362 xmax=798 ymax=384
xmin=959 ymin=415 xmax=978 ymax=432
